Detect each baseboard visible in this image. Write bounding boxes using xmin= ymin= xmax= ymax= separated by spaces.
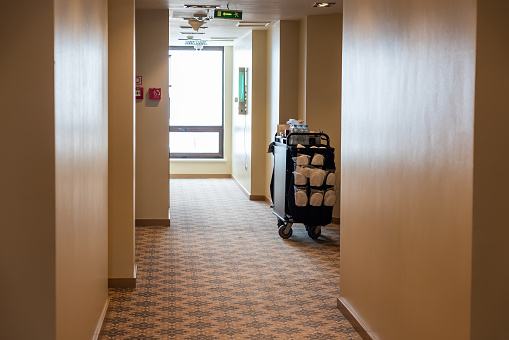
xmin=94 ymin=297 xmax=110 ymax=340
xmin=135 ymin=218 xmax=170 ymax=226
xmin=232 ymin=176 xmax=269 ymax=202
xmin=337 ymin=297 xmax=374 ymax=340
xmin=332 ymin=217 xmax=340 ymax=224
xmin=249 ymin=195 xmax=267 ymax=201
xmin=232 ymin=176 xmax=250 ymax=199
xmin=109 ymin=265 xmax=137 ymax=289
xmin=169 ymin=174 xmax=232 ymax=178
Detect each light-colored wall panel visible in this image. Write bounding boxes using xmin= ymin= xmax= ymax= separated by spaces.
xmin=471 ymin=1 xmax=509 ymax=338
xmin=135 ymin=10 xmax=170 ymax=219
xmin=232 ymin=32 xmax=253 ymax=193
xmin=305 ymin=14 xmax=342 ymax=218
xmin=0 ymin=1 xmax=56 ymax=338
xmin=250 ymin=31 xmax=268 ymax=197
xmin=108 ymin=0 xmax=136 ymax=279
xmin=341 ymin=1 xmax=476 ymax=339
xmin=53 ymin=0 xmax=109 ymax=338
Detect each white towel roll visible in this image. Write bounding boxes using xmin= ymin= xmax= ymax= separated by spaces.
xmin=302 ymin=167 xmax=311 ymax=178
xmin=295 ymin=166 xmax=303 ymax=173
xmin=294 ymin=172 xmax=307 ymax=186
xmin=295 ymin=190 xmax=308 ymax=207
xmin=310 ymin=169 xmax=326 ymax=187
xmin=296 ymin=154 xmax=310 ymax=166
xmin=311 ymin=154 xmax=325 ymax=166
xmin=310 ymin=192 xmax=324 ymax=206
xmin=324 ymin=190 xmax=336 ymax=206
xmin=326 ymin=172 xmax=336 ymax=186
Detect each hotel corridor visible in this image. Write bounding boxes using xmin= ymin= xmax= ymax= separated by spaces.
xmin=100 ymin=178 xmax=359 ymax=339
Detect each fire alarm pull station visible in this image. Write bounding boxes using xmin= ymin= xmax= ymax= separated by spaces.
xmin=149 ymin=88 xmax=161 ymax=100
xmin=135 ymin=87 xmax=143 ymax=99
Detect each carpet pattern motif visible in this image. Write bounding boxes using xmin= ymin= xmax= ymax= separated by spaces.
xmin=100 ymin=178 xmax=360 ymax=339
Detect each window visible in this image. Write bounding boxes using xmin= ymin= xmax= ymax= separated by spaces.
xmin=169 ymin=46 xmax=224 ymax=158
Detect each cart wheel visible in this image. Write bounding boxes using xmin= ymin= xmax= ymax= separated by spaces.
xmin=278 ymin=225 xmax=293 ymax=239
xmin=277 ymin=218 xmax=285 ymax=227
xmin=307 ymin=225 xmax=321 ymax=239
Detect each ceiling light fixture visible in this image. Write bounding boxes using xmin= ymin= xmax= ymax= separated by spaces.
xmin=311 ymin=2 xmax=336 ymax=7
xmin=184 ymin=4 xmax=219 ymax=9
xmin=180 ymin=25 xmax=208 ymax=29
xmin=236 ymin=22 xmax=270 ymax=28
xmin=188 ymin=19 xmax=205 ymax=31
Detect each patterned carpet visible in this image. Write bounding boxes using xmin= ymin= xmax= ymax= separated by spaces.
xmin=100 ymin=178 xmax=360 ymax=340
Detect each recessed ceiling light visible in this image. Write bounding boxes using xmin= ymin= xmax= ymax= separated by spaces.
xmin=311 ymin=2 xmax=336 ymax=7
xmin=180 ymin=32 xmax=205 ymax=34
xmin=184 ymin=4 xmax=219 ymax=9
xmin=236 ymin=22 xmax=270 ymax=28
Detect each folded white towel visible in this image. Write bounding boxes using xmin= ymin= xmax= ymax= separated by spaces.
xmin=296 ymin=154 xmax=310 ymax=166
xmin=311 ymin=154 xmax=325 ymax=166
xmin=294 ymin=172 xmax=307 ymax=185
xmin=324 ymin=190 xmax=336 ymax=206
xmin=295 ymin=190 xmax=308 ymax=207
xmin=301 ymin=167 xmax=311 ymax=178
xmin=310 ymin=169 xmax=326 ymax=187
xmin=326 ymin=172 xmax=335 ymax=186
xmin=297 ymin=144 xmax=306 ymax=148
xmin=295 ymin=166 xmax=303 ymax=173
xmin=310 ymin=192 xmax=324 ymax=206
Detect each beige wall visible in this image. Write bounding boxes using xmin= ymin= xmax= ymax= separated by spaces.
xmin=266 ymin=22 xmax=281 ymax=199
xmin=232 ymin=32 xmax=254 ymax=193
xmin=341 ymin=1 xmax=476 ymax=339
xmin=232 ymin=30 xmax=268 ymax=196
xmin=250 ymin=31 xmax=268 ymax=197
xmin=108 ymin=0 xmax=136 ymax=279
xmin=304 ymin=14 xmax=342 ymax=218
xmin=0 ymin=1 xmax=57 ymax=338
xmin=266 ymin=21 xmax=300 ymax=200
xmin=1 ymin=0 xmax=109 ymax=339
xmin=169 ymin=46 xmax=233 ymax=175
xmin=471 ymin=1 xmax=509 ymax=338
xmin=298 ymin=17 xmax=307 ymax=122
xmin=135 ymin=10 xmax=170 ymax=219
xmin=54 ymin=0 xmax=109 ymax=337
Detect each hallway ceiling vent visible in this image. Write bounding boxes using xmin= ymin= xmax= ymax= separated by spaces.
xmin=185 ymin=39 xmax=208 ymax=51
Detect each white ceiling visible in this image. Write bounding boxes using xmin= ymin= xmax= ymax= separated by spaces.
xmin=136 ymin=0 xmax=343 ymax=46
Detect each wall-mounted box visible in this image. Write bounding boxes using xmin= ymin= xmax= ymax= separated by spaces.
xmin=135 ymin=87 xmax=143 ymax=99
xmin=149 ymin=88 xmax=161 ymax=100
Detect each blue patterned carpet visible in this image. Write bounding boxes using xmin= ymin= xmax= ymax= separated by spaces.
xmin=100 ymin=178 xmax=360 ymax=339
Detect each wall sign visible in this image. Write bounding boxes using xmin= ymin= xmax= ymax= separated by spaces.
xmin=135 ymin=76 xmax=142 ymax=85
xmin=149 ymin=88 xmax=161 ymax=100
xmin=135 ymin=87 xmax=143 ymax=99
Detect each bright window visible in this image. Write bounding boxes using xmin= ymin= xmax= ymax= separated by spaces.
xmin=169 ymin=46 xmax=224 ymax=158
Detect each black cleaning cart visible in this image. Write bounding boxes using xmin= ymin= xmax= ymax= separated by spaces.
xmin=271 ymin=132 xmax=336 ymax=239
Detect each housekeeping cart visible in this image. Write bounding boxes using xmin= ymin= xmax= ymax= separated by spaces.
xmin=270 ymin=132 xmax=337 ymax=239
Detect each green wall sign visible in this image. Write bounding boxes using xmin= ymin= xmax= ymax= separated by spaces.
xmin=214 ymin=9 xmax=243 ymax=20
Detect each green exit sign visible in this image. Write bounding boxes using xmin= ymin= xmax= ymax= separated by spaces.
xmin=214 ymin=9 xmax=243 ymax=20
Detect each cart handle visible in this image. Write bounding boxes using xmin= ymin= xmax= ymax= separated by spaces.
xmin=278 ymin=132 xmax=330 ymax=147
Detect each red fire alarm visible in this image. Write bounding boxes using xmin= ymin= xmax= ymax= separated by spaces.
xmin=135 ymin=87 xmax=143 ymax=99
xmin=149 ymin=88 xmax=161 ymax=100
